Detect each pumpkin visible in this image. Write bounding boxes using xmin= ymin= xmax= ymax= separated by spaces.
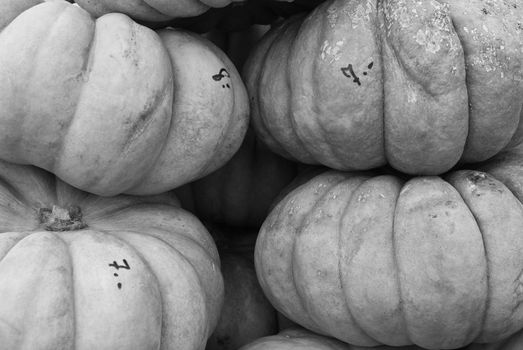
xmin=244 ymin=0 xmax=523 ymax=175
xmin=255 ymin=145 xmax=523 ymax=349
xmin=73 ymin=0 xmax=230 ymax=22
xmin=176 ymin=129 xmax=297 ymax=228
xmin=464 ymin=328 xmax=523 ymax=350
xmin=206 ymin=229 xmax=278 ymax=350
xmin=0 ymin=0 xmax=249 ymax=196
xmin=237 ymin=327 xmax=416 ymax=350
xmin=240 ymin=326 xmax=523 ymax=350
xmin=0 ymin=160 xmax=223 ymax=349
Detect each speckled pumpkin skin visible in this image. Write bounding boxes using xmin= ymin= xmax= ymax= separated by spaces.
xmin=0 ymin=0 xmax=249 ymax=196
xmin=0 ymin=160 xmax=223 ymax=350
xmin=255 ymin=145 xmax=523 ymax=349
xmin=245 ymin=0 xmax=523 ymax=175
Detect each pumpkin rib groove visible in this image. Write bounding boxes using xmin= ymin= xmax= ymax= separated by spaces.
xmin=269 ymin=23 xmax=304 ymax=161
xmin=50 ymin=6 xmax=95 ymax=174
xmin=251 ymin=23 xmax=298 ymax=162
xmin=435 ymin=4 xmax=474 ymax=165
xmin=306 ymin=11 xmax=340 ymax=168
xmin=109 ymin=228 xmax=215 ymax=345
xmin=290 ymin=176 xmax=344 ymax=333
xmin=288 ymin=15 xmax=331 ymax=166
xmin=391 ymin=183 xmax=413 ymax=346
xmin=282 ymin=18 xmax=317 ymax=163
xmin=98 ymin=229 xmax=165 ymax=347
xmin=18 ymin=6 xmax=65 ymax=165
xmin=377 ymin=1 xmax=387 ymax=165
xmin=337 ymin=177 xmax=379 ymax=345
xmin=246 ymin=30 xmax=285 ymax=159
xmin=52 ymin=13 xmax=97 ymax=181
xmin=53 ymin=232 xmax=77 ymax=350
xmin=446 ymin=177 xmax=491 ymax=340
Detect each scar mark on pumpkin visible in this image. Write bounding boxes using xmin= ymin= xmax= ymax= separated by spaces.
xmin=121 ymin=91 xmax=165 ymax=154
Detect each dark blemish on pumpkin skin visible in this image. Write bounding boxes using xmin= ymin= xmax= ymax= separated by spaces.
xmin=341 ymin=62 xmax=374 ymax=85
xmin=481 ymin=8 xmax=489 ymax=15
xmin=467 ymin=172 xmax=487 ymax=184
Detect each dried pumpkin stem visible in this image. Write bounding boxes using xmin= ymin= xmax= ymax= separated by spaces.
xmin=38 ymin=205 xmax=88 ymax=231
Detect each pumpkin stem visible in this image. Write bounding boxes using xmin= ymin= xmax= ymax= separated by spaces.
xmin=38 ymin=205 xmax=87 ymax=231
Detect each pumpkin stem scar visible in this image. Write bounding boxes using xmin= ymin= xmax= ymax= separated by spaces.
xmin=38 ymin=205 xmax=88 ymax=231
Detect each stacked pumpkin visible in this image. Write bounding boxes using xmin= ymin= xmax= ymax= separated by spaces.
xmin=242 ymin=0 xmax=523 ymax=349
xmin=0 ymin=0 xmax=245 ymax=348
xmin=1 ymin=0 xmax=523 ymax=349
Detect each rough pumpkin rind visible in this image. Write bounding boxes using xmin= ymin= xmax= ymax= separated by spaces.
xmin=254 ymin=145 xmax=523 ymax=349
xmin=244 ymin=0 xmax=523 ymax=175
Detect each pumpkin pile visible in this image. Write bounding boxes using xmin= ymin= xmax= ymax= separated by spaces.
xmin=0 ymin=0 xmax=522 ymax=349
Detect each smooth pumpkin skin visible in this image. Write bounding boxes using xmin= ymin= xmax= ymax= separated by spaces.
xmin=74 ymin=0 xmax=231 ymax=22
xmin=255 ymin=146 xmax=523 ymax=349
xmin=0 ymin=0 xmax=249 ymax=196
xmin=176 ymin=129 xmax=298 ymax=228
xmin=0 ymin=160 xmax=224 ymax=350
xmin=244 ymin=0 xmax=523 ymax=175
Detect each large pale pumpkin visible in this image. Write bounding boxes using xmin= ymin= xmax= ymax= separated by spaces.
xmin=73 ymin=0 xmax=230 ymax=22
xmin=245 ymin=0 xmax=523 ymax=175
xmin=0 ymin=159 xmax=224 ymax=349
xmin=255 ymin=145 xmax=523 ymax=349
xmin=0 ymin=0 xmax=249 ymax=196
xmin=176 ymin=129 xmax=297 ymax=228
xmin=241 ymin=326 xmax=523 ymax=350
